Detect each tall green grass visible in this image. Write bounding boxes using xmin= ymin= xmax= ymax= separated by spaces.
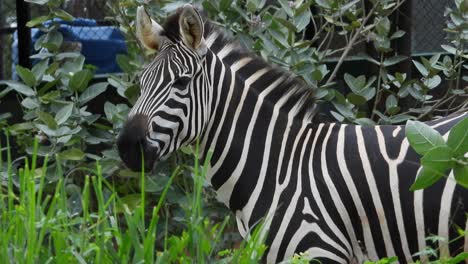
xmin=0 ymin=136 xmax=268 ymax=263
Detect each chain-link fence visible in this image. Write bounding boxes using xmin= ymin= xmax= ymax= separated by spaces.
xmin=412 ymin=0 xmax=451 ymax=55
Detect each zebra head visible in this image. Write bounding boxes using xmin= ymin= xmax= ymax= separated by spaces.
xmin=117 ymin=5 xmax=209 ymax=171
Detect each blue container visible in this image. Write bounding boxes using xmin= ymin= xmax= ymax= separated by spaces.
xmin=12 ymin=18 xmax=127 ymax=78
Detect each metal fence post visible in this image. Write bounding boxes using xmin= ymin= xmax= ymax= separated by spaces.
xmin=16 ymin=0 xmax=31 ymax=69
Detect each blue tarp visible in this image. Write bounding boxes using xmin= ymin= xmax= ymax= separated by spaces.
xmin=12 ymin=18 xmax=127 ymax=78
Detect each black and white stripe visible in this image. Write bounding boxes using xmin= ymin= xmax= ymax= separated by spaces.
xmin=118 ymin=6 xmax=468 ymax=263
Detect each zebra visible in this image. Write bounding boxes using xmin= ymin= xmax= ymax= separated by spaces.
xmin=116 ymin=4 xmax=468 ymax=263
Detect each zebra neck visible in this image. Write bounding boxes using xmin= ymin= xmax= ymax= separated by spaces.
xmin=199 ymin=47 xmax=314 ymax=209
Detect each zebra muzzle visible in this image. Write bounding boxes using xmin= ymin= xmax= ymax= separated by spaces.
xmin=117 ymin=114 xmax=158 ymax=172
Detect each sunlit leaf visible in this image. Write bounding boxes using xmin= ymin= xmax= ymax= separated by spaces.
xmin=447 ymin=117 xmax=468 ymax=156
xmin=405 ymin=120 xmax=445 ymax=155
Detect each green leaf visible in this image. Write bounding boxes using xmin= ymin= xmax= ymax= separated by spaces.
xmin=268 ymin=29 xmax=289 ymax=48
xmin=79 ymin=82 xmax=108 ymax=105
xmin=389 ymin=114 xmax=413 ymax=124
xmin=383 ymin=56 xmax=407 ymax=67
xmin=410 ymin=146 xmax=455 ymax=190
xmin=446 ymin=252 xmax=468 ymax=264
xmin=116 ymin=54 xmax=134 ymax=73
xmin=441 ymin=44 xmax=457 ymax=55
xmin=454 ymin=164 xmax=468 ymax=188
xmin=59 ymin=148 xmax=85 ymax=161
xmin=116 ymin=194 xmax=141 ymax=213
xmin=26 ymin=15 xmax=49 ymax=27
xmin=354 ymin=118 xmax=375 ymax=126
xmin=423 ymin=75 xmax=441 ymax=89
xmin=123 ymin=85 xmax=139 ymax=104
xmin=69 ymin=70 xmax=93 ymax=92
xmin=421 ymin=146 xmax=454 ymax=169
xmin=24 ymin=0 xmax=49 ymax=4
xmin=202 ymin=1 xmax=218 ymax=14
xmin=0 ymin=80 xmax=36 ymax=96
xmin=55 ymin=52 xmax=81 ymax=61
xmin=447 ymin=117 xmax=468 ymax=156
xmin=410 ymin=166 xmax=444 ymax=191
xmin=316 ymin=0 xmax=331 ymax=8
xmin=385 ymin=95 xmax=397 ymax=110
xmin=347 ymin=93 xmax=367 ymax=106
xmin=295 ymin=8 xmax=311 ymax=32
xmin=330 ymin=111 xmax=344 ymax=122
xmin=275 ymin=18 xmax=296 ymax=32
xmin=390 ymin=30 xmax=405 ymax=39
xmin=21 ymin=97 xmax=40 ymax=109
xmin=278 ymin=0 xmax=294 ymax=17
xmin=32 ymin=59 xmax=49 ymax=81
xmin=0 ymin=87 xmax=13 ymax=98
xmin=16 ymin=65 xmax=37 ymax=87
xmin=387 ymin=106 xmax=401 ymax=116
xmin=344 ymin=73 xmax=366 ymax=93
xmin=104 ymin=102 xmax=117 ymax=121
xmin=375 ymin=17 xmax=391 ymax=36
xmin=9 ymin=122 xmax=34 ymax=134
xmin=59 ymin=56 xmax=85 ymax=74
xmin=333 ymin=102 xmax=354 ymax=119
xmin=360 ymin=87 xmax=376 ymax=100
xmin=37 ymin=111 xmax=58 ymax=129
xmin=412 ymin=60 xmax=429 ymax=77
xmin=405 ymin=120 xmax=446 ymax=155
xmin=219 ymin=0 xmax=231 ymax=11
xmin=54 ymin=9 xmax=74 ymax=21
xmin=42 ymin=31 xmax=63 ymax=52
xmin=337 ymin=0 xmax=359 ymax=14
xmin=55 ymin=103 xmax=74 ymax=125
xmin=40 ymin=90 xmax=61 ymax=103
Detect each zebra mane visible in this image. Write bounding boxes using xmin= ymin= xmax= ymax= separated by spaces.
xmin=161 ymin=8 xmax=317 ymax=121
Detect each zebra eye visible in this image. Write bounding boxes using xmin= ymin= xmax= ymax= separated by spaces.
xmin=173 ymin=77 xmax=191 ymax=88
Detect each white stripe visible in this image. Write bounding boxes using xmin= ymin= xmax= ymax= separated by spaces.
xmin=430 ymin=112 xmax=467 ymax=129
xmin=216 ymin=77 xmax=283 ymax=205
xmin=240 ymin=82 xmax=291 ymax=225
xmin=304 ymin=124 xmax=350 ymax=257
xmin=284 ymin=221 xmax=348 ymax=264
xmin=201 ymin=56 xmax=225 ymax=150
xmin=375 ymin=126 xmax=413 ymax=262
xmin=337 ymin=125 xmax=374 ymax=261
xmin=205 ymin=31 xmax=219 ymax=47
xmin=268 ymin=130 xmax=312 ymax=262
xmin=438 ymin=172 xmax=455 ymax=258
xmin=413 ymin=177 xmax=426 ymax=262
xmin=355 ymin=126 xmax=396 ymax=258
xmin=392 ymin=126 xmax=401 ymax=137
xmin=317 ymin=124 xmax=356 ymax=257
xmin=217 ymin=43 xmax=237 ymax=59
xmin=208 ymin=67 xmax=268 ymax=184
xmin=438 ymin=131 xmax=457 ymax=258
xmin=265 ymin=124 xmax=310 ymax=263
xmin=302 ymin=197 xmax=319 ymax=220
xmin=203 ymin=57 xmax=252 ymax=182
xmin=305 ymin=247 xmax=347 ymax=264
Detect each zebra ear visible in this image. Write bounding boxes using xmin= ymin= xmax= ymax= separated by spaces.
xmin=136 ymin=6 xmax=163 ymax=50
xmin=179 ymin=4 xmax=207 ymax=56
